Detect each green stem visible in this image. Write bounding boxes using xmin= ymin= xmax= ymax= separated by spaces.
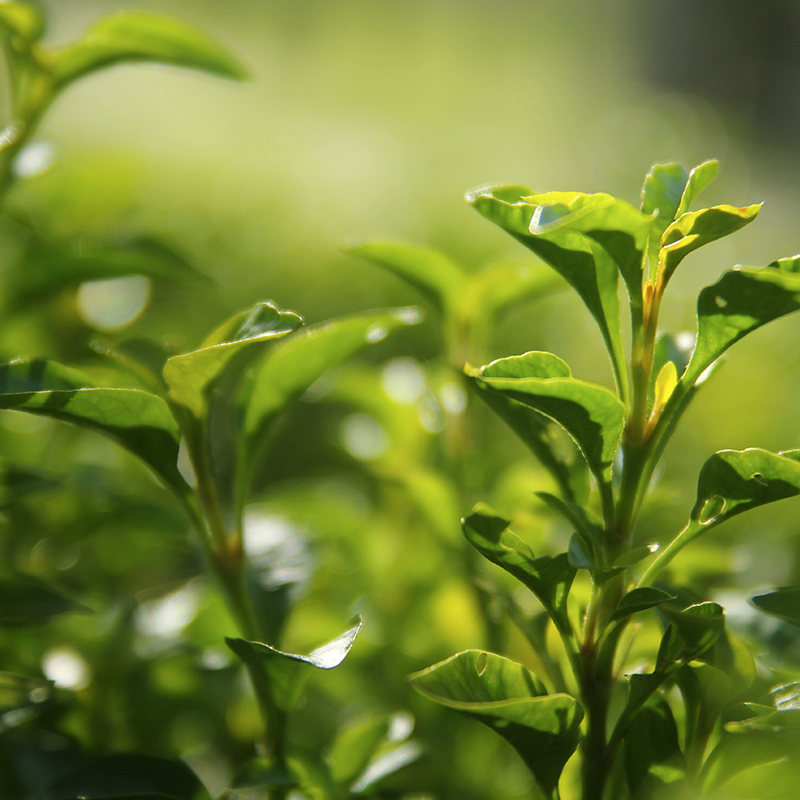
xmin=639 ymin=519 xmax=705 ymax=588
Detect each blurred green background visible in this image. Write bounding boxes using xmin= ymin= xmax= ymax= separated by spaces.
xmin=4 ymin=1 xmax=800 ymax=798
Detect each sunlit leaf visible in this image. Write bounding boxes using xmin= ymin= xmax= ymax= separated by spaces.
xmin=408 ymin=650 xmax=582 ymax=800
xmin=462 ymin=504 xmax=575 ymax=631
xmin=610 ymin=587 xmax=674 ymax=623
xmin=752 ymin=586 xmax=800 ymax=625
xmin=52 ymin=10 xmax=246 ymax=89
xmin=0 ymin=575 xmax=88 ymax=626
xmin=243 ymin=308 xmax=422 ymax=449
xmin=0 ymin=359 xmax=189 ymax=500
xmin=683 ymin=264 xmax=800 ymax=386
xmin=164 ymin=301 xmax=303 ymax=419
xmin=226 ymin=617 xmax=362 ymax=711
xmin=471 ymin=352 xmax=625 ymax=488
xmin=660 ymin=203 xmax=761 ymax=284
xmin=535 ymin=491 xmax=603 ymax=547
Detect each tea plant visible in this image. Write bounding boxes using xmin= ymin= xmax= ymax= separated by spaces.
xmin=0 ymin=5 xmax=426 ymax=798
xmin=362 ymin=163 xmax=800 ymax=799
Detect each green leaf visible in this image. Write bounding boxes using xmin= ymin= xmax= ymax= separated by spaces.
xmin=690 ymin=448 xmax=800 ymax=529
xmin=408 ymin=650 xmax=583 ymax=800
xmin=624 ymin=695 xmax=685 ymax=798
xmin=0 ymin=2 xmax=44 ymax=41
xmin=243 ymin=308 xmax=422 ymax=449
xmin=0 ymin=575 xmax=89 ymax=626
xmin=610 ymin=588 xmax=675 ymax=622
xmin=472 ymin=352 xmax=625 ymax=488
xmin=660 ymin=203 xmax=761 ymax=285
xmin=326 ymin=716 xmax=394 ymax=786
xmin=0 ymin=359 xmax=189 ymax=500
xmin=683 ymin=263 xmax=800 ymax=386
xmin=535 ymin=491 xmax=603 ymax=548
xmin=752 ymin=586 xmax=800 ymax=625
xmin=346 ymin=242 xmax=466 ymax=318
xmin=52 ymin=11 xmax=247 ymax=89
xmin=225 ymin=617 xmax=362 ymax=711
xmin=467 ymin=185 xmax=648 ymax=396
xmin=164 ymin=301 xmax=303 ymax=419
xmin=462 ymin=504 xmax=575 ymax=631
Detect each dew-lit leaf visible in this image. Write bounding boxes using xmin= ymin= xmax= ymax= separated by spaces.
xmin=408 ymin=650 xmax=582 ymax=800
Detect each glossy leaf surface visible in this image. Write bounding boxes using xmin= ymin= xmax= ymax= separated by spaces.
xmin=52 ymin=11 xmax=246 ymax=89
xmin=408 ymin=650 xmax=582 ymax=800
xmin=462 ymin=504 xmax=575 ymax=630
xmin=683 ymin=264 xmax=800 ymax=386
xmin=164 ymin=301 xmax=302 ymax=418
xmin=0 ymin=359 xmax=188 ymax=499
xmin=472 ymin=352 xmax=625 ymax=487
xmin=226 ymin=617 xmax=362 ymax=711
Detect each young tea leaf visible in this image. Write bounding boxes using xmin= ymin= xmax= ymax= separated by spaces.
xmin=409 ymin=650 xmax=582 ymax=800
xmin=51 ymin=10 xmax=246 ymax=89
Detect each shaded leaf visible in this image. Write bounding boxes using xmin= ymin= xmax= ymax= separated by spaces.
xmin=752 ymin=586 xmax=800 ymax=625
xmin=0 ymin=575 xmax=88 ymax=626
xmin=347 ymin=242 xmax=465 ymax=318
xmin=683 ymin=263 xmax=800 ymax=386
xmin=535 ymin=491 xmax=603 ymax=547
xmin=226 ymin=617 xmax=362 ymax=711
xmin=408 ymin=650 xmax=582 ymax=800
xmin=52 ymin=10 xmax=246 ymax=89
xmin=661 ymin=204 xmax=761 ymax=283
xmin=610 ymin=588 xmax=674 ymax=622
xmin=462 ymin=504 xmax=575 ymax=631
xmin=243 ymin=307 xmax=422 ymax=449
xmin=164 ymin=301 xmax=302 ymax=419
xmin=0 ymin=359 xmax=189 ymax=499
xmin=471 ymin=352 xmax=625 ymax=487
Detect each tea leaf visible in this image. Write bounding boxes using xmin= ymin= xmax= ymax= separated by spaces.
xmin=472 ymin=352 xmax=625 ymax=488
xmin=0 ymin=359 xmax=189 ymax=500
xmin=326 ymin=716 xmax=394 ymax=786
xmin=462 ymin=504 xmax=575 ymax=631
xmin=610 ymin=588 xmax=674 ymax=623
xmin=347 ymin=242 xmax=465 ymax=318
xmin=683 ymin=264 xmax=800 ymax=386
xmin=164 ymin=301 xmax=303 ymax=419
xmin=52 ymin=10 xmax=246 ymax=89
xmin=226 ymin=617 xmax=362 ymax=711
xmin=0 ymin=2 xmax=43 ymax=41
xmin=243 ymin=307 xmax=422 ymax=449
xmin=660 ymin=203 xmax=761 ymax=285
xmin=408 ymin=650 xmax=582 ymax=800
xmin=0 ymin=575 xmax=88 ymax=626
xmin=752 ymin=586 xmax=800 ymax=625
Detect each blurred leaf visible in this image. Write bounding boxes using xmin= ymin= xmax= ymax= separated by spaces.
xmin=624 ymin=695 xmax=685 ymax=798
xmin=349 ymin=740 xmax=423 ymax=794
xmin=661 ymin=204 xmax=761 ymax=283
xmin=93 ymin=337 xmax=175 ymax=394
xmin=462 ymin=504 xmax=575 ymax=631
xmin=690 ymin=448 xmax=800 ymax=529
xmin=164 ymin=301 xmax=303 ymax=419
xmin=326 ymin=715 xmax=392 ymax=785
xmin=225 ymin=617 xmax=362 ymax=711
xmin=0 ymin=574 xmax=88 ymax=625
xmin=752 ymin=586 xmax=800 ymax=625
xmin=52 ymin=10 xmax=246 ymax=89
xmin=0 ymin=358 xmax=190 ymax=500
xmin=471 ymin=352 xmax=625 ymax=488
xmin=610 ymin=588 xmax=674 ymax=622
xmin=0 ymin=2 xmax=43 ymax=41
xmin=683 ymin=263 xmax=800 ymax=385
xmin=347 ymin=242 xmax=465 ymax=318
xmin=43 ymin=752 xmax=211 ymax=799
xmin=243 ymin=308 xmax=422 ymax=449
xmin=8 ymin=236 xmax=208 ymax=311
xmin=408 ymin=650 xmax=583 ymax=800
